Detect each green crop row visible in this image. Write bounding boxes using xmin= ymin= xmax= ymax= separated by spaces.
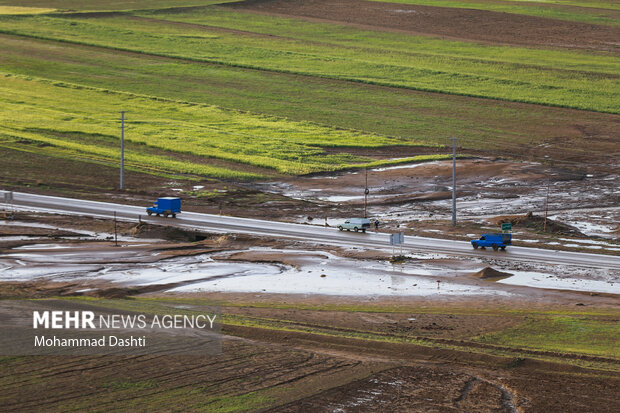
xmin=474 ymin=315 xmax=620 ymax=358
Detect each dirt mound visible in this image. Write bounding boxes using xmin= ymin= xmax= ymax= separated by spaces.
xmin=225 ymin=0 xmax=620 ymax=53
xmin=488 ymin=212 xmax=584 ymax=236
xmin=471 ymin=267 xmax=512 ymax=280
xmin=130 ymin=222 xmax=210 ymax=242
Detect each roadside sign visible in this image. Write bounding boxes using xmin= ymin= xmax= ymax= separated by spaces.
xmin=501 ymin=222 xmax=512 ymax=232
xmin=390 ymin=232 xmax=405 ymax=245
xmin=390 ymin=232 xmax=405 ymax=256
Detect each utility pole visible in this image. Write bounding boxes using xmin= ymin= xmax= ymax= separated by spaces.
xmin=364 ymin=168 xmax=369 ymax=218
xmin=452 ymin=138 xmax=457 ymax=227
xmin=120 ymin=111 xmax=125 ymax=190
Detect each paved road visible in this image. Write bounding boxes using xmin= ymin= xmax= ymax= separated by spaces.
xmin=2 ymin=191 xmax=619 ymax=270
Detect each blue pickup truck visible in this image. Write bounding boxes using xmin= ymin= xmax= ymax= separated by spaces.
xmin=146 ymin=197 xmax=181 ymax=218
xmin=471 ymin=233 xmax=511 ymax=251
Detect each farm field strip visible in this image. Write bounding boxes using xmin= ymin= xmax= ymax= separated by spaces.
xmin=369 ymin=0 xmax=620 ymax=26
xmin=0 ymin=12 xmax=618 ymax=113
xmin=0 ymin=6 xmax=56 ymax=14
xmin=1 ymin=33 xmax=618 ymax=168
xmin=488 ymin=0 xmax=620 ymax=11
xmin=0 ymin=74 xmax=450 ymax=178
xmin=0 ymin=0 xmax=240 ymax=12
xmin=136 ymin=7 xmax=620 ymax=71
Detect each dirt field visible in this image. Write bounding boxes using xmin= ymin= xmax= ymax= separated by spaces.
xmin=3 ymin=327 xmax=618 ymax=412
xmin=225 ymin=0 xmax=620 ymax=53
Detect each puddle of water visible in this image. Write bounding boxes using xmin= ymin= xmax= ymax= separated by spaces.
xmin=0 ymin=220 xmax=161 ymax=243
xmin=371 ymin=161 xmax=438 ymax=173
xmin=0 ymin=221 xmax=59 ymax=230
xmin=549 ymin=214 xmax=617 ymax=238
xmin=5 ymin=250 xmax=143 ymax=263
xmin=75 ymin=288 xmax=97 ymax=293
xmin=99 ymin=261 xmax=282 ymax=287
xmin=168 ymin=269 xmax=505 ymax=296
xmin=0 ymin=265 xmax=102 ymax=281
xmin=558 ymin=238 xmax=618 ymax=247
xmin=13 ymin=244 xmax=74 ymax=250
xmin=0 ymin=236 xmax=46 ymax=241
xmin=498 ymin=271 xmax=619 ymax=294
xmin=319 ymin=195 xmax=364 ymax=203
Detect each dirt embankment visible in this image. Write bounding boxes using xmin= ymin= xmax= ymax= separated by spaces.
xmin=489 ymin=212 xmax=585 ymax=236
xmin=225 ymin=0 xmax=620 ymax=53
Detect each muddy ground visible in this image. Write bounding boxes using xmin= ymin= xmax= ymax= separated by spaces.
xmin=254 ymin=159 xmax=620 ymax=244
xmin=225 ymin=0 xmax=620 ymax=53
xmin=3 ymin=334 xmax=618 ymax=412
xmin=0 ymin=214 xmax=618 ymax=412
xmin=1 ymin=212 xmax=618 ymax=298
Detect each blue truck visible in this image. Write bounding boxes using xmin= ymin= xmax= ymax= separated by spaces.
xmin=146 ymin=197 xmax=181 ymax=218
xmin=471 ymin=233 xmax=511 ymax=251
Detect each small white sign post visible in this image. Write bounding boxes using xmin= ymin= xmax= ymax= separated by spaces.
xmin=389 ymin=232 xmax=405 ymax=256
xmin=3 ymin=192 xmax=13 ymax=215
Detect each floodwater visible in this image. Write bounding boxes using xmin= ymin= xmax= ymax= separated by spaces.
xmin=0 ymin=244 xmax=617 ymax=296
xmin=166 ymin=250 xmax=503 ymax=297
xmin=498 ymin=271 xmax=619 ymax=294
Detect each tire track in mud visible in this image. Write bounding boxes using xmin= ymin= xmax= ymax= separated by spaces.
xmin=454 ymin=377 xmax=520 ymax=413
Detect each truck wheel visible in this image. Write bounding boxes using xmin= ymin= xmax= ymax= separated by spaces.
xmin=164 ymin=212 xmax=169 ymax=218
xmin=338 ymin=226 xmax=343 ymax=231
xmin=156 ymin=213 xmax=160 ymax=217
xmin=354 ymin=227 xmax=359 ymax=232
xmin=362 ymin=229 xmax=366 ymax=233
xmin=492 ymin=244 xmax=498 ymax=251
xmin=472 ymin=243 xmax=478 ymax=249
xmin=172 ymin=214 xmax=176 ymax=218
xmin=501 ymin=246 xmax=506 ymax=251
xmin=147 ymin=211 xmax=152 ymax=216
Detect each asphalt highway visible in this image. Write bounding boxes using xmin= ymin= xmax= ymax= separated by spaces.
xmin=3 ymin=191 xmax=619 ymax=270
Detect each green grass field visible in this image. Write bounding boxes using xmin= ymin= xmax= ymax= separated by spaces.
xmin=5 ymin=33 xmax=613 ymax=154
xmin=0 ymin=0 xmax=617 ymax=181
xmin=0 ymin=11 xmax=617 ymax=114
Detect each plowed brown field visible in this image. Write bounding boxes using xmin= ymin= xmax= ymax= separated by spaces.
xmin=226 ymin=0 xmax=620 ymax=52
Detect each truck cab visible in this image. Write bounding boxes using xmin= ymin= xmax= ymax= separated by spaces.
xmin=338 ymin=218 xmax=371 ymax=233
xmin=146 ymin=197 xmax=181 ymax=218
xmin=471 ymin=233 xmax=511 ymax=251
